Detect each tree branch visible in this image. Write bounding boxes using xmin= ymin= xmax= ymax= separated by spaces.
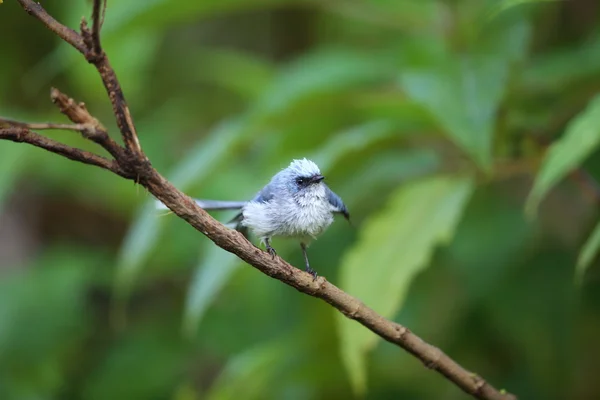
xmin=17 ymin=0 xmax=144 ymax=158
xmin=0 ymin=118 xmax=85 ymax=132
xmin=5 ymin=2 xmax=516 ymax=400
xmin=0 ymin=127 xmax=131 ymax=178
xmin=49 ymin=87 xmax=124 ymax=160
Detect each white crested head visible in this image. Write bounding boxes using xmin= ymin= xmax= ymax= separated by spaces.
xmin=286 ymin=158 xmax=321 ymax=178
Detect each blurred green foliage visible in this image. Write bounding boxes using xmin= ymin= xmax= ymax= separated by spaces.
xmin=1 ymin=0 xmax=600 ymax=399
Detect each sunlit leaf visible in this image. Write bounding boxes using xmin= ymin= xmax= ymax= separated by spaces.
xmin=525 ymin=95 xmax=600 ymax=216
xmin=401 ymin=55 xmax=508 ymax=170
xmin=182 ymin=245 xmax=241 ymax=337
xmin=576 ymin=219 xmax=600 ymax=285
xmin=337 ymin=175 xmax=474 ymax=394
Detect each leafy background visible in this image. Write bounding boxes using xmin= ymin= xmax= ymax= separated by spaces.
xmin=1 ymin=0 xmax=600 ymax=399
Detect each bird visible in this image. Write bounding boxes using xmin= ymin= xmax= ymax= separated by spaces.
xmin=156 ymin=158 xmax=349 ymax=279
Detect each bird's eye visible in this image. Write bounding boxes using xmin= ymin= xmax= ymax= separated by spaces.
xmin=296 ymin=177 xmax=306 ymax=185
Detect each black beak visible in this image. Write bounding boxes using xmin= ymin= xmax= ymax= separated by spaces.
xmin=311 ymin=174 xmax=325 ymax=184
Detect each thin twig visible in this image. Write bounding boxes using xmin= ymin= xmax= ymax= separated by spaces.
xmin=0 ymin=127 xmax=131 ymax=178
xmin=18 ymin=0 xmax=85 ymax=53
xmin=91 ymin=0 xmax=104 ymax=54
xmin=0 ymin=118 xmax=85 ymax=132
xmin=49 ymin=87 xmax=123 ymax=160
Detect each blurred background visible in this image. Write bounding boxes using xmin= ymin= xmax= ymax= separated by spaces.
xmin=1 ymin=0 xmax=600 ymax=399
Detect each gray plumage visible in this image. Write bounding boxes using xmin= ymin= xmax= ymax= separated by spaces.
xmin=156 ymin=158 xmax=349 ymax=279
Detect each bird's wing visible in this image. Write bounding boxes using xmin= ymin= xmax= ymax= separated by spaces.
xmin=227 ymin=182 xmax=276 ymax=235
xmin=252 ymin=182 xmax=276 ymax=204
xmin=326 ymin=187 xmax=350 ymax=220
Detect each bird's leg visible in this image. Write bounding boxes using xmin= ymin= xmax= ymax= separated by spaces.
xmin=264 ymin=237 xmax=277 ymax=258
xmin=300 ymin=242 xmax=317 ymax=281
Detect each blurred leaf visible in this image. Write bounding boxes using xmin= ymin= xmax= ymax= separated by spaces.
xmin=576 ymin=219 xmax=600 ymax=285
xmin=337 ymin=175 xmax=474 ymax=394
xmin=254 ymin=49 xmax=395 ymax=117
xmin=312 ymin=120 xmax=399 ymax=171
xmin=321 ymin=1 xmax=443 ymax=31
xmin=520 ymin=32 xmax=600 ymax=92
xmin=70 ymin=29 xmax=162 ymax=106
xmin=487 ymin=0 xmax=560 ymax=21
xmin=0 ymin=248 xmax=94 ymax=399
xmin=205 ymin=339 xmax=295 ymax=400
xmin=190 ymin=48 xmax=275 ymax=100
xmin=103 ymin=0 xmax=303 ymax=33
xmin=116 ymin=118 xmax=250 ymax=295
xmin=83 ymin=331 xmax=186 ymax=400
xmin=183 ymin=245 xmax=241 ymax=337
xmin=525 ymin=95 xmax=600 ymax=216
xmin=0 ymin=145 xmax=26 ymax=210
xmin=400 ymin=55 xmax=509 ymax=170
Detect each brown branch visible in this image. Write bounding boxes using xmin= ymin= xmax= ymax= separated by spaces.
xmin=5 ymin=2 xmax=516 ymax=400
xmin=49 ymin=87 xmax=124 ymax=160
xmin=0 ymin=127 xmax=131 ymax=178
xmin=90 ymin=0 xmax=104 ymax=54
xmin=18 ymin=0 xmax=144 ymax=158
xmin=0 ymin=118 xmax=85 ymax=132
xmin=17 ymin=0 xmax=85 ymax=53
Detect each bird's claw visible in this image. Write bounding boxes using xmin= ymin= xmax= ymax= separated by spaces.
xmin=306 ymin=266 xmax=318 ymax=281
xmin=266 ymin=245 xmax=277 ymax=258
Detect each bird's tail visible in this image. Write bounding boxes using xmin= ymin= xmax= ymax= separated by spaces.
xmin=155 ymin=198 xmax=249 ymax=237
xmin=155 ymin=199 xmax=247 ymax=211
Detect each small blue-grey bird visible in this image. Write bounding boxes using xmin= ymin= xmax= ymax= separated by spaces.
xmin=157 ymin=158 xmax=349 ymax=279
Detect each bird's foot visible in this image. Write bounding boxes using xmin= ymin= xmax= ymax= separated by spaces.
xmin=266 ymin=244 xmax=277 ymax=258
xmin=306 ymin=266 xmax=318 ymax=281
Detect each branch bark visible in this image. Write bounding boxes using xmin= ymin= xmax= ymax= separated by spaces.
xmin=6 ymin=1 xmax=516 ymax=399
xmin=0 ymin=127 xmax=130 ymax=178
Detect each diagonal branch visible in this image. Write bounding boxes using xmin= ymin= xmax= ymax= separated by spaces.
xmin=5 ymin=2 xmax=516 ymax=400
xmin=0 ymin=127 xmax=131 ymax=178
xmin=141 ymin=169 xmax=515 ymax=400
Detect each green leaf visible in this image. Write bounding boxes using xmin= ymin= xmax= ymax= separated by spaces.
xmin=576 ymin=219 xmax=600 ymax=285
xmin=103 ymin=0 xmax=302 ymax=33
xmin=0 ymin=144 xmax=27 ymax=210
xmin=182 ymin=245 xmax=241 ymax=337
xmin=337 ymin=175 xmax=474 ymax=394
xmin=254 ymin=49 xmax=395 ymax=117
xmin=311 ymin=120 xmax=399 ymax=171
xmin=205 ymin=339 xmax=293 ymax=400
xmin=487 ymin=0 xmax=560 ymax=21
xmin=191 ymin=48 xmax=275 ymax=100
xmin=400 ymin=55 xmax=508 ymax=170
xmin=115 ymin=118 xmax=250 ymax=295
xmin=82 ymin=331 xmax=185 ymax=400
xmin=520 ymin=32 xmax=600 ymax=93
xmin=525 ymin=95 xmax=600 ymax=216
